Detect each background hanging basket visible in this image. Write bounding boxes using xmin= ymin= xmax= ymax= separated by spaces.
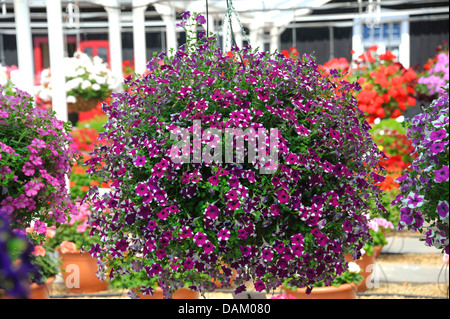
xmin=68 ymin=96 xmax=99 ymax=113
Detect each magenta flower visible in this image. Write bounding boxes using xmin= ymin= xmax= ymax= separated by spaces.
xmin=22 ymin=162 xmax=35 ymax=176
xmin=183 ymin=258 xmax=194 ymax=270
xmin=33 ymin=220 xmax=47 ymax=234
xmin=430 ymin=142 xmax=446 ymax=154
xmin=429 ymin=128 xmax=447 ymax=141
xmin=277 ymin=189 xmax=290 ymax=204
xmin=217 ymin=227 xmax=230 ymax=241
xmin=195 ymin=14 xmax=206 ymax=25
xmin=406 ymin=192 xmax=425 ymax=209
xmin=23 ymin=180 xmax=42 ymax=197
xmin=205 ymin=204 xmax=220 ymax=220
xmin=254 ymin=279 xmax=266 ymax=292
xmin=203 ymin=241 xmax=215 ymax=254
xmin=434 ymin=165 xmax=449 ymax=183
xmin=31 ymin=138 xmax=46 ymax=149
xmin=437 ymin=200 xmax=449 ymax=219
xmin=208 ymin=175 xmax=219 ymax=185
xmin=29 ymin=154 xmax=43 ymax=166
xmin=261 ymin=248 xmax=273 ymax=262
xmin=227 ymin=199 xmax=240 ymax=210
xmin=134 ymin=156 xmax=146 ymax=167
xmin=193 ymin=232 xmax=208 ymax=247
xmin=135 ymin=182 xmax=149 ymax=196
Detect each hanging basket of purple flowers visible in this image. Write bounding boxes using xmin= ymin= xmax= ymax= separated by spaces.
xmin=85 ymin=12 xmax=386 ymax=298
xmin=392 ymin=84 xmax=449 ymax=255
xmin=0 ymin=86 xmax=76 ymax=236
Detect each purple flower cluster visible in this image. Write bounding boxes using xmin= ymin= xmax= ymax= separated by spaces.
xmin=85 ymin=12 xmax=385 ymax=298
xmin=393 ymin=84 xmax=449 ymax=254
xmin=0 ymin=86 xmax=77 ymax=234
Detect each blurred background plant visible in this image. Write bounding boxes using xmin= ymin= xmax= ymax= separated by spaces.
xmin=416 ymin=41 xmax=449 ymax=102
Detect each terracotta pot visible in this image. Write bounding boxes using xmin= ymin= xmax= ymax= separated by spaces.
xmin=59 ymin=250 xmax=108 ymax=293
xmin=29 ymin=277 xmax=55 ymax=299
xmin=345 ymin=252 xmax=375 ymax=292
xmin=283 ymin=283 xmax=357 ymax=299
xmin=137 ymin=287 xmax=200 ymax=299
xmin=373 ymin=245 xmax=383 ymax=258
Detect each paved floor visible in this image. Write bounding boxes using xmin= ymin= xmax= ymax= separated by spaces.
xmin=376 ymin=235 xmax=448 ymax=284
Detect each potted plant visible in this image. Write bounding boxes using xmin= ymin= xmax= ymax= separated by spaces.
xmin=46 ymin=201 xmax=109 ymax=293
xmin=392 ymin=84 xmax=449 ymax=255
xmin=25 ymin=226 xmax=61 ymax=299
xmin=36 ymin=51 xmax=119 ymax=114
xmin=282 ymin=261 xmax=363 ymax=299
xmin=347 ymin=46 xmax=418 ymax=124
xmin=85 ymin=11 xmax=385 ymax=299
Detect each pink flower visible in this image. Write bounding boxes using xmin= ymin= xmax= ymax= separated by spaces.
xmin=33 ymin=245 xmax=46 ymax=257
xmin=33 ymin=220 xmax=47 ymax=234
xmin=29 ymin=154 xmax=43 ymax=166
xmin=24 ymin=180 xmax=43 ymax=197
xmin=22 ymin=162 xmax=35 ymax=176
xmin=60 ymin=240 xmax=77 ymax=254
xmin=31 ymin=138 xmax=46 ymax=149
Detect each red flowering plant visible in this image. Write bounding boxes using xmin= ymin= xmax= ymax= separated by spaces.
xmin=0 ymin=86 xmax=77 ymax=240
xmin=85 ymin=12 xmax=385 ymax=299
xmin=348 ymin=45 xmax=418 ymax=124
xmin=281 ymin=47 xmax=299 ymax=60
xmin=319 ymin=57 xmax=350 ymax=75
xmin=70 ymin=116 xmax=109 ymax=201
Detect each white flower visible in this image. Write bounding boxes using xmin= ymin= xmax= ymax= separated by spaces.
xmin=81 ymin=80 xmax=92 ymax=90
xmin=92 ymin=83 xmax=101 ymax=91
xmin=65 ymin=78 xmax=83 ymax=91
xmin=38 ymin=88 xmax=52 ymax=101
xmin=75 ymin=68 xmax=86 ymax=76
xmin=95 ymin=76 xmax=106 ymax=85
xmin=66 ymin=95 xmax=76 ymax=103
xmin=347 ymin=262 xmax=361 ymax=273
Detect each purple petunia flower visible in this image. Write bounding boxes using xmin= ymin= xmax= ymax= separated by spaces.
xmin=437 ymin=200 xmax=449 ymax=219
xmin=406 ymin=192 xmax=425 ymax=209
xmin=33 ymin=220 xmax=47 ymax=234
xmin=205 ymin=204 xmax=220 ymax=220
xmin=429 ymin=128 xmax=447 ymax=141
xmin=179 ymin=226 xmax=193 ymax=240
xmin=195 ymin=14 xmax=206 ymax=25
xmin=181 ymin=11 xmax=190 ymax=20
xmin=217 ymin=228 xmax=230 ymax=241
xmin=434 ymin=165 xmax=449 ymax=183
xmin=134 ymin=156 xmax=146 ymax=167
xmin=203 ymin=241 xmax=215 ymax=254
xmin=430 ymin=142 xmax=446 ymax=154
xmin=193 ymin=232 xmax=208 ymax=247
xmin=277 ymin=189 xmax=290 ymax=204
xmin=22 ymin=162 xmax=35 ymax=176
xmin=254 ymin=279 xmax=266 ymax=292
xmin=23 ymin=180 xmax=43 ymax=197
xmin=135 ymin=182 xmax=149 ymax=196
